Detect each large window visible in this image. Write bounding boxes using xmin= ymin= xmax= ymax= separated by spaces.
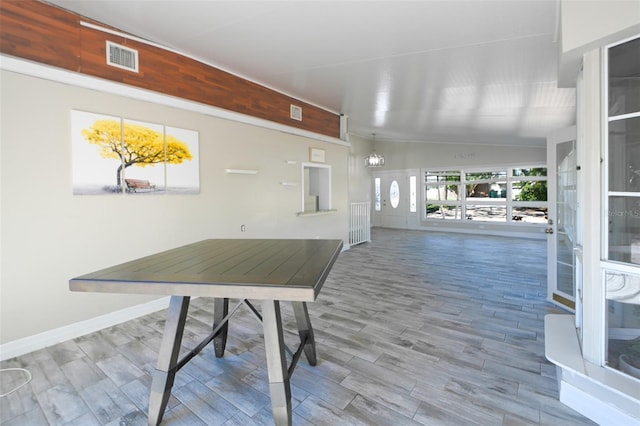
xmin=604 ymin=36 xmax=640 ymax=380
xmin=374 ymin=177 xmax=381 ymax=211
xmin=409 ymin=175 xmax=417 ymax=213
xmin=425 ymin=171 xmax=461 ymax=220
xmin=424 ymin=166 xmax=547 ymax=223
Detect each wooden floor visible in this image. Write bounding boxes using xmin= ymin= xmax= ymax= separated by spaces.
xmin=1 ymin=228 xmax=594 ymax=425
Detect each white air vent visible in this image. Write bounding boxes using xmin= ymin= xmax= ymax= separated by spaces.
xmin=290 ymin=104 xmax=302 ymax=121
xmin=106 ymin=41 xmax=139 ymax=72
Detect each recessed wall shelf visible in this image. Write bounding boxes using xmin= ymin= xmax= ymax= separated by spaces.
xmin=225 ymin=169 xmax=258 ymax=175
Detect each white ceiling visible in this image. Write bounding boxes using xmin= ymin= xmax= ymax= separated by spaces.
xmin=47 ymin=0 xmax=576 ymax=146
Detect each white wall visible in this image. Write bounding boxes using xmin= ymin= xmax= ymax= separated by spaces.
xmin=372 ymin=139 xmax=548 ymax=238
xmin=375 ymin=140 xmax=546 ymax=170
xmin=0 ymin=70 xmax=349 ymax=345
xmin=558 ymin=0 xmax=640 ymax=86
xmin=561 ymin=0 xmax=640 ymax=54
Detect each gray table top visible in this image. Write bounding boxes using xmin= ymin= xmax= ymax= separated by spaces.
xmin=70 ymin=239 xmax=343 ymax=301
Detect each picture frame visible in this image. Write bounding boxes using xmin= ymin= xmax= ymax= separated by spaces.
xmin=309 ymin=148 xmax=325 ymax=163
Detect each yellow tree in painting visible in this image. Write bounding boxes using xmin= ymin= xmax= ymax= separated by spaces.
xmin=82 ymin=119 xmax=192 ymax=187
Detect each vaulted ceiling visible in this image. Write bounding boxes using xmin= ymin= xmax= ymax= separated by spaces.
xmin=46 ymin=0 xmax=575 ymax=146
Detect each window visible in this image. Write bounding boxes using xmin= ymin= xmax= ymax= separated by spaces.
xmin=511 ymin=167 xmax=548 ymax=224
xmin=425 ymin=171 xmax=461 ymax=220
xmin=465 ymin=170 xmax=507 ymax=221
xmin=424 ymin=166 xmax=547 ymax=223
xmin=374 ymin=177 xmax=381 ymax=211
xmin=466 ymin=171 xmax=507 ymax=200
xmin=409 ymin=175 xmax=417 ymax=212
xmin=603 ymin=36 xmax=640 ymax=380
xmin=465 ymin=170 xmax=507 ymax=201
xmin=389 ymin=180 xmax=400 ymax=208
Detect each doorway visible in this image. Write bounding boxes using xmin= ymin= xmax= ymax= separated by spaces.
xmin=547 ymin=126 xmax=580 ymax=313
xmin=371 ymin=170 xmax=419 ymax=229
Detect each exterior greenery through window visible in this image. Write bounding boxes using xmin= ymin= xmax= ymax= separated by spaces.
xmin=425 ymin=167 xmax=547 ymax=223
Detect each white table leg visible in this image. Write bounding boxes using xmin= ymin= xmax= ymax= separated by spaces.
xmin=261 ymin=300 xmax=292 ymax=426
xmin=148 ymin=296 xmax=190 ymax=425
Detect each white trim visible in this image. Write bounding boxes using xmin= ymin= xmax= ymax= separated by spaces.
xmin=0 ymin=297 xmax=171 ymax=361
xmin=580 ymin=48 xmax=605 ymax=365
xmin=0 ymin=55 xmax=349 ymax=148
xmin=545 ymin=314 xmax=640 ymax=426
xmin=608 ymin=110 xmax=640 ymax=122
xmin=607 ymin=191 xmax=640 ymax=197
xmin=607 ymin=33 xmax=640 ymax=50
xmin=560 ymin=380 xmax=640 ymax=426
xmin=300 ymin=162 xmax=332 ymax=213
xmin=602 ymin=261 xmax=640 ymax=276
xmin=414 ymin=222 xmax=546 ymax=240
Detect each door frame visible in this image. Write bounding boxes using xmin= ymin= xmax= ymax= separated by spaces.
xmin=371 ymin=169 xmax=420 ymax=229
xmin=547 ymin=125 xmax=580 ymax=313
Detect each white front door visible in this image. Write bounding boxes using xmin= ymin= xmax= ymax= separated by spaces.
xmin=547 ymin=126 xmax=580 ymax=312
xmin=372 ymin=171 xmax=409 ymax=229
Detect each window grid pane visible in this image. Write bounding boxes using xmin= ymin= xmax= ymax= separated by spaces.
xmin=374 ymin=178 xmax=381 ymax=211
xmin=512 ymin=167 xmax=548 ymax=177
xmin=426 ymin=204 xmax=462 ymax=220
xmin=410 ymin=175 xmax=417 ymax=213
xmin=426 ymin=184 xmax=460 ymax=201
xmin=423 ymin=165 xmax=547 ymax=223
xmin=605 ymin=36 xmax=640 ymax=381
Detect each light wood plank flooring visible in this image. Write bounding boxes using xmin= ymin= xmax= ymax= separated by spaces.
xmin=1 ymin=228 xmax=594 ymax=425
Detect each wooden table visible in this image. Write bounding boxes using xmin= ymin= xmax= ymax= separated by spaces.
xmin=69 ymin=238 xmax=343 ymax=425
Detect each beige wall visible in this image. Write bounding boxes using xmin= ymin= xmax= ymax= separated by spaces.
xmin=0 ymin=70 xmax=349 ymax=344
xmin=347 ymin=134 xmax=374 ymax=203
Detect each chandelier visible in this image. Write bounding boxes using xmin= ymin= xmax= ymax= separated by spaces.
xmin=365 ymin=133 xmax=385 ymax=167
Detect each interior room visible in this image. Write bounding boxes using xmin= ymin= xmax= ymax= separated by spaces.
xmin=1 ymin=1 xmax=638 ymax=425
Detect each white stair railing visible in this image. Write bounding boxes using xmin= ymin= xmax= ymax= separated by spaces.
xmin=349 ymin=202 xmax=371 ymax=246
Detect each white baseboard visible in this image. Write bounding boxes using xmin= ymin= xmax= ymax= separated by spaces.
xmin=560 ymin=378 xmax=640 ymax=426
xmin=0 ymin=297 xmax=171 ymax=361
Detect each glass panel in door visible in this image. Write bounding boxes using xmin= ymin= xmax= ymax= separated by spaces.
xmin=547 ymin=127 xmax=578 ymax=311
xmin=372 ymin=172 xmax=409 ymax=229
xmin=556 ymin=140 xmax=577 ymax=301
xmin=604 ymin=36 xmax=640 ymax=380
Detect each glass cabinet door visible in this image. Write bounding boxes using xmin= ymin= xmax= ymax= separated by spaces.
xmin=604 ymin=36 xmax=640 ymax=380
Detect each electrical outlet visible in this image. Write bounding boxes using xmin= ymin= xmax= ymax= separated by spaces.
xmin=241 ymin=225 xmax=246 ymax=232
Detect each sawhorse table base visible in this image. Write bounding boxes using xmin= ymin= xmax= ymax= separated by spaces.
xmin=148 ymin=296 xmax=317 ymax=426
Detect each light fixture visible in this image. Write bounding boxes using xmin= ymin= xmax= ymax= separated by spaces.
xmin=365 ymin=133 xmax=385 ymax=167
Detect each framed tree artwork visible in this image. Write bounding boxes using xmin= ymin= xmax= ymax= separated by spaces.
xmin=71 ymin=110 xmax=199 ymax=195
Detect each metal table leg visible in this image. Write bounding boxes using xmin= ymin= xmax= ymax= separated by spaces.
xmin=292 ymin=301 xmax=317 ymax=366
xmin=148 ymin=296 xmax=190 ymax=425
xmin=261 ymin=300 xmax=292 ymax=426
xmin=213 ymin=298 xmax=229 ymax=357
